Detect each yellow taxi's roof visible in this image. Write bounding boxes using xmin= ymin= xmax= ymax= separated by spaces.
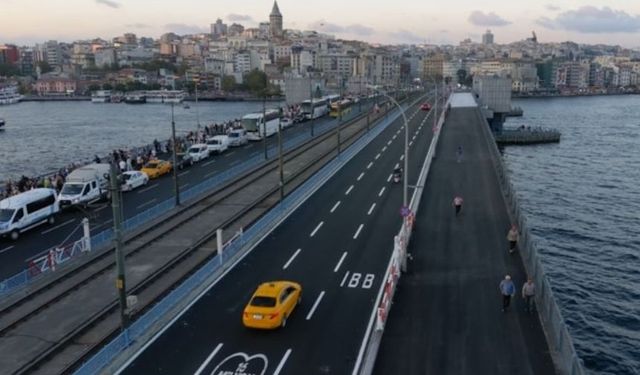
xmin=254 ymin=281 xmax=290 ymax=298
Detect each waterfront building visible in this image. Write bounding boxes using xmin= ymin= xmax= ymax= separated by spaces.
xmin=18 ymin=48 xmax=34 ymax=76
xmin=35 ymin=75 xmax=77 ymax=95
xmin=94 ymin=48 xmax=116 ymax=68
xmin=0 ymin=44 xmax=19 ymax=65
xmin=269 ymin=1 xmax=284 ymax=38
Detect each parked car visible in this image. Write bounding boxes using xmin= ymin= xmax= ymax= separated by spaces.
xmin=176 ymin=152 xmax=193 ymax=170
xmin=242 ymin=280 xmax=302 ymax=329
xmin=58 ymin=163 xmax=110 ymax=209
xmin=187 ymin=144 xmax=210 ymax=162
xmin=141 ymin=160 xmax=172 ymax=179
xmin=121 ymin=171 xmax=149 ymax=192
xmin=227 ymin=129 xmax=249 ymax=147
xmin=206 ymin=135 xmax=230 ymax=154
xmin=0 ymin=188 xmax=60 ymax=240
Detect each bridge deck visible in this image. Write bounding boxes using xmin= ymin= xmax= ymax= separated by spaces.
xmin=373 ymin=104 xmax=556 ymax=374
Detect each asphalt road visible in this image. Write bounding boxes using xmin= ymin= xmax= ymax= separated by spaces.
xmin=116 ymin=98 xmax=437 ymax=374
xmin=0 ymin=102 xmax=373 ymax=280
xmin=372 ymin=105 xmax=556 ymax=374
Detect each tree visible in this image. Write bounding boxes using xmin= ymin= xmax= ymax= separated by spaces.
xmin=0 ymin=63 xmax=20 ymax=77
xmin=102 ymin=83 xmax=113 ymax=90
xmin=88 ymin=83 xmax=101 ymax=92
xmin=221 ymin=75 xmax=236 ymax=92
xmin=244 ymin=69 xmax=267 ymax=96
xmin=115 ymin=83 xmax=127 ymax=92
xmin=37 ymin=61 xmax=53 ymax=74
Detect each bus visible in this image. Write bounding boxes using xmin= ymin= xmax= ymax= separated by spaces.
xmin=242 ymin=109 xmax=281 ymax=141
xmin=301 ymin=98 xmax=329 ymax=120
xmin=330 ymin=99 xmax=353 ymax=118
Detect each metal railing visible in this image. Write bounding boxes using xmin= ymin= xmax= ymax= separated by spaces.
xmin=475 ymin=107 xmax=585 ymax=375
xmin=73 ymin=96 xmax=414 ymax=375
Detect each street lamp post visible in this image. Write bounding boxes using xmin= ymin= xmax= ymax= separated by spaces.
xmin=170 ymin=102 xmax=180 ymax=206
xmin=309 ymin=72 xmax=315 ymax=137
xmin=109 ymin=163 xmax=128 ymax=329
xmin=194 ymin=78 xmax=200 ymax=130
xmin=278 ymin=121 xmax=284 ymax=201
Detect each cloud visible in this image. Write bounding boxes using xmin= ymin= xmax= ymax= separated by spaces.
xmin=537 ymin=6 xmax=640 ymax=33
xmin=388 ymin=29 xmax=424 ymax=44
xmin=227 ymin=13 xmax=253 ymax=22
xmin=545 ymin=4 xmax=561 ymax=11
xmin=308 ymin=20 xmax=373 ymax=36
xmin=468 ymin=11 xmax=511 ymax=27
xmin=125 ymin=23 xmax=150 ymax=29
xmin=164 ymin=23 xmax=208 ymax=35
xmin=95 ymin=0 xmax=120 ymax=8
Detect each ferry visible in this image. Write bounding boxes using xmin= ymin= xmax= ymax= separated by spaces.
xmin=124 ymin=92 xmax=146 ymax=104
xmin=0 ymin=85 xmax=23 ymax=105
xmin=146 ymin=90 xmax=186 ymax=104
xmin=91 ymin=90 xmax=111 ymax=103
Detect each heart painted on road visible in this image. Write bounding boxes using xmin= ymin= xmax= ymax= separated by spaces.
xmin=209 ymin=352 xmax=268 ymax=375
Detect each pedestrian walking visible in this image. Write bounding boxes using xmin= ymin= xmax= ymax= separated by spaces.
xmin=507 ymin=224 xmax=519 ymax=254
xmin=499 ymin=275 xmax=516 ymax=312
xmin=522 ymin=278 xmax=536 ymax=313
xmin=452 ymin=195 xmax=464 ymax=216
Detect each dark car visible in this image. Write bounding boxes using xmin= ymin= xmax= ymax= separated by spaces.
xmin=420 ymin=102 xmax=432 ymax=111
xmin=176 ymin=153 xmax=193 ymax=170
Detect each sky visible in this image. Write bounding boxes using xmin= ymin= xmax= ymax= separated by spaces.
xmin=2 ymin=0 xmax=640 ymax=47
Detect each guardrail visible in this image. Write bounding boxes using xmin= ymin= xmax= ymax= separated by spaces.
xmin=0 ymin=102 xmax=377 ymax=298
xmin=73 ymin=94 xmax=420 ymax=375
xmin=475 ymin=106 xmax=585 ymax=375
xmin=354 ymin=93 xmax=450 ymax=375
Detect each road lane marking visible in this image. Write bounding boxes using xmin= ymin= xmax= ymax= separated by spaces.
xmin=310 ymin=221 xmax=323 ymax=237
xmin=0 ymin=246 xmax=15 ymax=254
xmin=382 ymin=146 xmax=387 ymax=152
xmin=306 ymin=291 xmax=325 ymax=320
xmin=375 ymin=153 xmax=381 ymax=160
xmin=41 ymin=219 xmax=75 ymax=235
xmin=340 ymin=271 xmax=350 ymax=287
xmin=243 ymin=144 xmax=252 ymax=149
xmin=395 ymin=163 xmax=399 ymax=169
xmin=180 ymin=183 xmax=190 ymax=189
xmin=223 ymin=151 xmax=236 ymax=158
xmin=353 ymin=224 xmax=364 ymax=239
xmin=378 ymin=187 xmax=386 ymax=197
xmin=137 ymin=198 xmax=157 ymax=210
xmin=387 ymin=174 xmax=393 ymax=182
xmin=94 ymin=204 xmax=109 ymax=212
xmin=357 ymin=172 xmax=365 ymax=181
xmin=387 ymin=140 xmax=392 ymax=146
xmin=334 ymin=252 xmax=348 ymax=272
xmin=204 ymin=169 xmax=218 ymax=178
xmin=345 ymin=185 xmax=354 ymax=195
xmin=273 ymin=349 xmax=293 ymax=375
xmin=194 ymin=343 xmax=224 ymax=375
xmin=367 ymin=203 xmax=376 ymax=215
xmin=409 ymin=141 xmax=414 ymax=146
xmin=392 ymin=134 xmax=397 ymax=140
xmin=400 ymin=154 xmax=405 ymax=161
xmin=283 ymin=248 xmax=302 ymax=270
xmin=137 ymin=183 xmax=158 ymax=194
xmin=330 ymin=201 xmax=341 ymax=213
xmin=366 ymin=162 xmax=373 ymax=169
xmin=178 ymin=170 xmax=190 ymax=177
xmin=202 ymin=159 xmax=216 ymax=167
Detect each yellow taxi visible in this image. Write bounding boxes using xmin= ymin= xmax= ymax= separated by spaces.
xmin=242 ymin=281 xmax=302 ymax=329
xmin=140 ymin=160 xmax=172 ymax=179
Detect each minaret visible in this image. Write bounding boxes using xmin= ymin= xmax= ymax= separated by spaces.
xmin=269 ymin=1 xmax=283 ymax=38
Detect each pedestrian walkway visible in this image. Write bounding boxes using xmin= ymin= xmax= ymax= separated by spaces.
xmin=373 ymin=104 xmax=556 ymax=374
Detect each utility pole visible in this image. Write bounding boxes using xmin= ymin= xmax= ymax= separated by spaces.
xmin=309 ymin=71 xmax=315 ymax=137
xmin=194 ymin=78 xmax=200 ymax=131
xmin=278 ymin=121 xmax=284 ymax=201
xmin=262 ymin=85 xmax=268 ymax=160
xmin=336 ymin=76 xmax=343 ymax=154
xmin=171 ymin=102 xmax=180 ymax=206
xmin=109 ymin=163 xmax=128 ymax=329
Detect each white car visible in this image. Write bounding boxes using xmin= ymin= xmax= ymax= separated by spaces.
xmin=188 ymin=144 xmax=210 ymax=162
xmin=206 ymin=135 xmax=229 ymax=154
xmin=121 ymin=171 xmax=149 ymax=192
xmin=281 ymin=117 xmax=293 ymax=128
xmin=228 ymin=129 xmax=248 ymax=147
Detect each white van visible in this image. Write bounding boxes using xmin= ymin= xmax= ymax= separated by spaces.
xmin=0 ymin=188 xmax=60 ymax=240
xmin=206 ymin=135 xmax=229 ymax=154
xmin=188 ymin=144 xmax=210 ymax=162
xmin=227 ymin=129 xmax=248 ymax=147
xmin=58 ymin=163 xmax=110 ymax=208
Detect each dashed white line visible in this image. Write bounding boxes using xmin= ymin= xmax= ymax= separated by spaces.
xmin=178 ymin=170 xmax=190 ymax=177
xmin=357 ymin=172 xmax=365 ymax=181
xmin=330 ymin=201 xmax=341 ymax=213
xmin=387 ymin=140 xmax=392 ymax=146
xmin=202 ymin=159 xmax=216 ymax=167
xmin=223 ymin=151 xmax=236 ymax=158
xmin=0 ymin=246 xmax=15 ymax=254
xmin=273 ymin=349 xmax=293 ymax=375
xmin=137 ymin=183 xmax=158 ymax=194
xmin=306 ymin=291 xmax=326 ymax=320
xmin=283 ymin=248 xmax=302 ymax=269
xmin=204 ymin=169 xmax=218 ymax=178
xmin=367 ymin=203 xmax=376 ymax=215
xmin=137 ymin=198 xmax=158 ymax=210
xmin=382 ymin=146 xmax=387 ymax=152
xmin=378 ymin=187 xmax=386 ymax=197
xmin=194 ymin=343 xmax=224 ymax=375
xmin=310 ymin=221 xmax=324 ymax=237
xmin=409 ymin=141 xmax=414 ymax=146
xmin=392 ymin=134 xmax=397 ymax=140
xmin=366 ymin=162 xmax=373 ymax=169
xmin=353 ymin=224 xmax=364 ymax=239
xmin=345 ymin=185 xmax=354 ymax=195
xmin=375 ymin=153 xmax=381 ymax=160
xmin=334 ymin=252 xmax=348 ymax=273
xmin=387 ymin=174 xmax=393 ymax=182
xmin=340 ymin=271 xmax=350 ymax=287
xmin=41 ymin=219 xmax=75 ymax=235
xmin=180 ymin=183 xmax=190 ymax=189
xmin=400 ymin=154 xmax=405 ymax=161
xmin=395 ymin=163 xmax=400 ymax=169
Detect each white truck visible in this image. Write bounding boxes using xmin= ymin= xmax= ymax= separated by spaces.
xmin=206 ymin=135 xmax=230 ymax=154
xmin=58 ymin=163 xmax=111 ymax=208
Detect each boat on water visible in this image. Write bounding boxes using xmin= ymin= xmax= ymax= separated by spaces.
xmin=0 ymin=118 xmax=5 ymax=129
xmin=91 ymin=90 xmax=112 ymax=103
xmin=0 ymin=85 xmax=23 ymax=105
xmin=124 ymin=92 xmax=146 ymax=104
xmin=146 ymin=90 xmax=186 ymax=104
